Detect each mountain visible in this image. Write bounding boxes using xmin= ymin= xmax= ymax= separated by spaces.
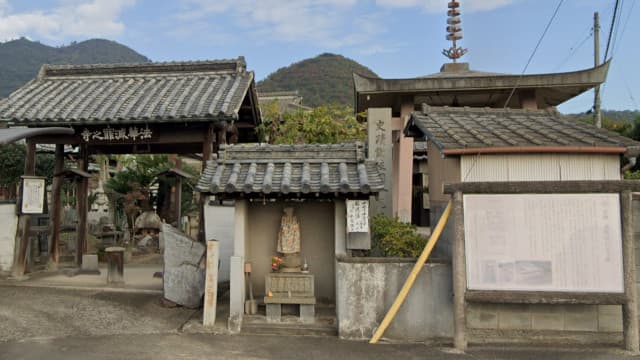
xmin=566 ymin=110 xmax=640 ymax=124
xmin=257 ymin=53 xmax=378 ymax=108
xmin=0 ymin=38 xmax=150 ymax=98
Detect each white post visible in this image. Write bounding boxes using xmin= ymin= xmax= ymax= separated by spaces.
xmin=203 ymin=240 xmax=220 ymax=327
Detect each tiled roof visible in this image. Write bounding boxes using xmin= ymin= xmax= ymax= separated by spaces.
xmin=0 ymin=58 xmax=255 ymax=126
xmin=196 ymin=142 xmax=384 ymax=197
xmin=405 ymin=105 xmax=640 ymax=156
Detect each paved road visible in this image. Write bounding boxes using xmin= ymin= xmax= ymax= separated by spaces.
xmin=0 ymin=285 xmax=195 ymax=342
xmin=1 ymin=333 xmax=639 ymax=360
xmin=0 ymin=285 xmax=639 ymax=359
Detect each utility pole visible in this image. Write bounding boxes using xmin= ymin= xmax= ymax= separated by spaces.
xmin=594 ymin=11 xmax=602 ymax=128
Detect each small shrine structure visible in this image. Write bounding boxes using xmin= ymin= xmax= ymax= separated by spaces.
xmin=0 ymin=57 xmax=261 ymax=276
xmin=196 ymin=142 xmax=384 ymax=331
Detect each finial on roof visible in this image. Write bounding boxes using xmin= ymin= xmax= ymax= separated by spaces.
xmin=442 ymin=0 xmax=468 ymax=63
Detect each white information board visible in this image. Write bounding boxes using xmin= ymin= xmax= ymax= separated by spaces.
xmin=464 ymin=194 xmax=624 ymax=293
xmin=346 ymin=200 xmax=369 ymax=233
xmin=21 ymin=177 xmax=46 ymax=214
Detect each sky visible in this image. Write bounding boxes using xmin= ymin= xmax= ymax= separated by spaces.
xmin=0 ymin=0 xmax=637 ymax=114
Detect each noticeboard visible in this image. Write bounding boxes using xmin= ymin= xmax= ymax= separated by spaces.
xmin=464 ymin=193 xmax=624 ymax=293
xmin=20 ymin=176 xmax=46 ymax=214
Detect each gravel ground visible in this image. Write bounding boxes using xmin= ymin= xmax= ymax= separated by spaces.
xmin=0 ymin=285 xmax=195 ymax=342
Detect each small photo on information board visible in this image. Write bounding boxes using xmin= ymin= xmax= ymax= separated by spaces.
xmin=21 ymin=176 xmax=46 ymax=214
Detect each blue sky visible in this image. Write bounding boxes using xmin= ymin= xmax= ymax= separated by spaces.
xmin=0 ymin=0 xmax=637 ymax=114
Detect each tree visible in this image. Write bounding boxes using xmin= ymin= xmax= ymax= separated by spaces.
xmin=105 ymin=154 xmax=197 ymax=239
xmin=0 ymin=143 xmax=55 ymax=199
xmin=257 ymin=101 xmax=366 ymax=144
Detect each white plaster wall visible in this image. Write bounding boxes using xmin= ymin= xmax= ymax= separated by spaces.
xmin=461 ymin=154 xmax=620 ymax=182
xmin=0 ymin=203 xmax=18 ymax=272
xmin=204 ymin=202 xmax=235 ymax=282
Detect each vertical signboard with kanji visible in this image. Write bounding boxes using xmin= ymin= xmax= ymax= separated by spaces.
xmin=367 ymin=108 xmax=392 ymax=217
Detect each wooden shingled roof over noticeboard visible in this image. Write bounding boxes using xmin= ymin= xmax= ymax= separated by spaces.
xmin=405 ymin=105 xmax=640 ymax=156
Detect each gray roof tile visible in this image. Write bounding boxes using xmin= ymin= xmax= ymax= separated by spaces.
xmin=405 ymin=105 xmax=640 ymax=155
xmin=0 ymin=58 xmax=254 ymax=125
xmin=196 ymin=142 xmax=385 ymax=197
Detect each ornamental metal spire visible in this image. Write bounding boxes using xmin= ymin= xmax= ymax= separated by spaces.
xmin=442 ymin=0 xmax=468 ymax=63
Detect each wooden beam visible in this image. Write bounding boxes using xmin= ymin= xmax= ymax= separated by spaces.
xmin=76 ymin=144 xmax=89 ymax=267
xmin=48 ymin=144 xmax=64 ymax=268
xmin=621 ymin=190 xmax=639 ymax=352
xmin=444 ymin=180 xmax=640 ymax=194
xmin=465 ymin=291 xmax=627 ymax=305
xmin=12 ymin=140 xmax=36 ymax=277
xmin=452 ymin=191 xmax=467 ymax=351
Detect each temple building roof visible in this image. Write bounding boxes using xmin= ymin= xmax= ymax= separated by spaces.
xmin=196 ymin=142 xmax=384 ymax=199
xmin=404 ymin=105 xmax=640 ymax=156
xmin=0 ymin=57 xmax=261 ymax=128
xmin=354 ymin=61 xmax=610 ymax=113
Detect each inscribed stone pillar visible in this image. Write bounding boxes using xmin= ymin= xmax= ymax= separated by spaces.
xmin=367 ymin=108 xmax=392 ymax=217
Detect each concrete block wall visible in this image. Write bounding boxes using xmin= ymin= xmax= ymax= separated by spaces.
xmin=336 ymin=258 xmax=453 ymax=343
xmin=467 ymin=304 xmax=622 ymax=333
xmin=0 ymin=202 xmax=18 ymax=273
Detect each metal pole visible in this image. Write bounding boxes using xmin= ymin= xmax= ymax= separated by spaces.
xmin=594 ymin=12 xmax=602 ymax=128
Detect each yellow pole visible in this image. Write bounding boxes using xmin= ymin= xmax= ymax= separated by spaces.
xmin=369 ymin=200 xmax=453 ymax=344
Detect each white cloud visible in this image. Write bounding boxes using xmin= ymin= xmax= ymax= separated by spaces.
xmin=375 ymin=0 xmax=514 ymax=13
xmin=176 ymin=0 xmax=377 ymax=48
xmin=0 ymin=0 xmax=136 ymax=41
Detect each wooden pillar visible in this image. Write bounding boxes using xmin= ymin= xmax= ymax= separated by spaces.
xmin=621 ymin=190 xmax=639 ymax=352
xmin=397 ymin=98 xmax=414 ymax=222
xmin=199 ymin=123 xmax=215 ymax=243
xmin=175 ymin=176 xmax=183 ymax=227
xmin=76 ymin=144 xmax=89 ymax=267
xmin=11 ymin=140 xmax=36 ymax=277
xmin=48 ymin=144 xmax=64 ymax=267
xmin=452 ymin=190 xmax=467 ymax=350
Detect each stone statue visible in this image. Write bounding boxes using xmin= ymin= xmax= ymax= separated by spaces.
xmin=277 ymin=207 xmax=301 ymax=271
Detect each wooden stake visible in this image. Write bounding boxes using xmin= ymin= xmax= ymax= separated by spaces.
xmin=203 ymin=240 xmax=220 ymax=327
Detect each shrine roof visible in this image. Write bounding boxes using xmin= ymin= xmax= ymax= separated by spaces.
xmin=404 ymin=105 xmax=640 ymax=156
xmin=0 ymin=57 xmax=260 ymax=126
xmin=354 ymin=61 xmax=610 ymax=112
xmin=196 ymin=142 xmax=385 ymax=198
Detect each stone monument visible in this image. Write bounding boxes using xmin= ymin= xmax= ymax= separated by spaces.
xmin=276 ymin=207 xmax=301 ymax=272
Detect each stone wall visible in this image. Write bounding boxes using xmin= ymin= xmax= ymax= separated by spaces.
xmin=0 ymin=202 xmax=18 ymax=273
xmin=467 ymin=303 xmax=622 ymax=334
xmin=336 ymin=258 xmax=453 ymax=343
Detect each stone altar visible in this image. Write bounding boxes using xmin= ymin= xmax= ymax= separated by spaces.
xmin=264 ymin=273 xmax=316 ymax=322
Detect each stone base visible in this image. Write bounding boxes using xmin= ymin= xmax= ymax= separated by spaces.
xmin=266 ymin=303 xmax=282 ymax=322
xmin=266 ymin=303 xmax=316 ymax=323
xmin=300 ymin=304 xmax=315 ymax=323
xmin=228 ymin=313 xmax=243 ymax=333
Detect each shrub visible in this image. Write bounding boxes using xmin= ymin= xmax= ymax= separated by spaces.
xmin=371 ymin=214 xmax=425 ymax=257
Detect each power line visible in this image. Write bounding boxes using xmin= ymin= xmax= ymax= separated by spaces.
xmin=603 ymin=0 xmax=621 ymax=61
xmin=553 ymin=29 xmax=592 ymax=71
xmin=503 ymin=0 xmax=565 ymax=108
